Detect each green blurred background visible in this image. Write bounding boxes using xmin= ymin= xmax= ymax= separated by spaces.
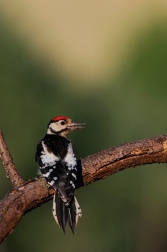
xmin=1 ymin=0 xmax=167 ymax=251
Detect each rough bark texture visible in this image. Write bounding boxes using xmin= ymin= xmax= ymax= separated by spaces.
xmin=81 ymin=135 xmax=167 ymax=185
xmin=0 ymin=129 xmax=24 ymax=188
xmin=0 ymin=132 xmax=167 ymax=243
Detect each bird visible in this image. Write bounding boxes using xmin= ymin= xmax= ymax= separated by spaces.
xmin=35 ymin=115 xmax=84 ymax=233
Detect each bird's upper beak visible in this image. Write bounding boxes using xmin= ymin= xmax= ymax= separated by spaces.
xmin=67 ymin=121 xmax=85 ymax=131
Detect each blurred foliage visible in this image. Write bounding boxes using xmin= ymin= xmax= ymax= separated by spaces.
xmin=1 ymin=19 xmax=167 ymax=252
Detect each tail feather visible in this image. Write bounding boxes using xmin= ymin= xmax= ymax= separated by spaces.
xmin=53 ymin=193 xmax=68 ymax=233
xmin=74 ymin=196 xmax=82 ymax=224
xmin=68 ymin=198 xmax=77 ymax=233
xmin=52 ymin=192 xmax=82 ymax=233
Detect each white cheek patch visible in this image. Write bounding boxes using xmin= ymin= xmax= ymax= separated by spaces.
xmin=47 ymin=122 xmax=66 ymax=134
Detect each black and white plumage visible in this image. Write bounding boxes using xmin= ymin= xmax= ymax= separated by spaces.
xmin=35 ymin=116 xmax=84 ymax=233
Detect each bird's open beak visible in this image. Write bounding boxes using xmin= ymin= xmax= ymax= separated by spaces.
xmin=67 ymin=122 xmax=85 ymax=131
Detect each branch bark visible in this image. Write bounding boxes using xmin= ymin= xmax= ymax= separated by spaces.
xmin=0 ymin=130 xmax=24 ymax=187
xmin=0 ymin=133 xmax=167 ymax=243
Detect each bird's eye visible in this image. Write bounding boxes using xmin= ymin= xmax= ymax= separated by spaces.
xmin=60 ymin=121 xmax=66 ymax=125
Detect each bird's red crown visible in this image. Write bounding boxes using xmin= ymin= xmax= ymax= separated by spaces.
xmin=51 ymin=116 xmax=69 ymax=122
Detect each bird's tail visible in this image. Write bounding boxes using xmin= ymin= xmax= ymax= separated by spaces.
xmin=52 ymin=192 xmax=82 ymax=233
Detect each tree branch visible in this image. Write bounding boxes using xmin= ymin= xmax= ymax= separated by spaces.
xmin=0 ymin=133 xmax=167 ymax=243
xmin=81 ymin=135 xmax=167 ymax=185
xmin=0 ymin=129 xmax=24 ymax=188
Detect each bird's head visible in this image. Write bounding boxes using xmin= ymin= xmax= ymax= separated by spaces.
xmin=47 ymin=116 xmax=85 ymax=137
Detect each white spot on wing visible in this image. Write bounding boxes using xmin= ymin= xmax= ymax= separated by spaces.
xmin=70 ymin=180 xmax=75 ymax=188
xmin=48 ymin=180 xmax=55 ymax=186
xmin=43 ymin=171 xmax=51 ymax=177
xmin=72 ymin=173 xmax=77 ymax=180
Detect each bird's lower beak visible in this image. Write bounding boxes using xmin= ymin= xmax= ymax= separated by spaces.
xmin=67 ymin=122 xmax=85 ymax=131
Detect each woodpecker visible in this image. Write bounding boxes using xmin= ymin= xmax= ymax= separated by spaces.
xmin=35 ymin=116 xmax=84 ymax=233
